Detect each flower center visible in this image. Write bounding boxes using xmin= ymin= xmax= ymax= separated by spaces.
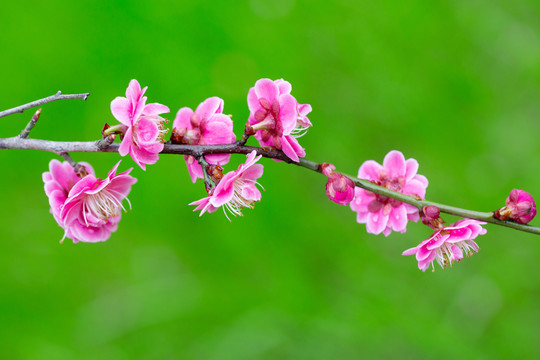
xmin=83 ymin=189 xmax=126 ymax=224
xmin=368 ymin=175 xmax=406 ymax=211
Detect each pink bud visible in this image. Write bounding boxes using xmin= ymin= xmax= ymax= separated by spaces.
xmin=494 ymin=189 xmax=537 ymax=224
xmin=322 ymin=163 xmax=354 ymax=206
xmin=420 ymin=205 xmax=444 ymax=228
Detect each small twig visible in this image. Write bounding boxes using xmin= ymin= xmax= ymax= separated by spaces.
xmin=18 ymin=108 xmax=42 ymax=139
xmin=236 ymin=124 xmax=255 ymax=146
xmin=195 ymin=154 xmax=215 ymax=193
xmin=96 ymin=134 xmax=116 ymax=150
xmin=58 ymin=152 xmax=87 ymax=177
xmin=0 ymin=91 xmax=89 ymax=119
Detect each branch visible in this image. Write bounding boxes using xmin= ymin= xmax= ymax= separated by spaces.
xmin=18 ymin=108 xmax=41 ymax=139
xmin=1 ymin=136 xmax=538 ymax=235
xmin=0 ymin=91 xmax=89 ymax=118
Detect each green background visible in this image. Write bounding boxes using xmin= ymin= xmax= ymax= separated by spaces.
xmin=1 ymin=0 xmax=540 ymax=358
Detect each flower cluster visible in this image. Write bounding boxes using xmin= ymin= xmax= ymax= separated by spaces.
xmin=38 ymin=77 xmax=536 ymax=274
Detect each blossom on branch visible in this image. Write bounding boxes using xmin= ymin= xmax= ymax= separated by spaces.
xmin=248 ymin=78 xmax=312 ymax=162
xmin=171 ymin=97 xmax=236 ymax=183
xmin=190 ymin=151 xmax=264 ymax=220
xmin=110 ymin=79 xmax=170 ymax=170
xmin=402 ymin=219 xmax=487 ymax=272
xmin=350 ymin=150 xmax=428 ymax=236
xmin=494 ymin=189 xmax=537 ymax=224
xmin=43 ymin=160 xmax=137 ymax=243
xmin=321 ymin=163 xmax=355 ymax=205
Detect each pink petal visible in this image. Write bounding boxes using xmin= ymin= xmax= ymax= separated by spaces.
xmin=130 ymin=145 xmax=159 ymax=170
xmin=402 ymin=179 xmax=427 ymax=199
xmin=185 ymin=156 xmax=204 ymax=183
xmin=383 ymin=150 xmax=406 ymax=178
xmin=196 ymin=96 xmax=224 ymax=120
xmin=358 ymin=160 xmax=382 ymax=181
xmin=254 ymin=78 xmax=278 ymax=103
xmin=387 ymin=205 xmax=408 ymax=232
xmin=413 ymin=174 xmax=429 ymax=188
xmin=173 ymin=107 xmax=194 ymax=131
xmin=118 ymin=128 xmax=133 ymax=157
xmin=446 ymin=228 xmax=473 ymax=243
xmin=402 ymin=246 xmax=419 ymax=256
xmin=281 ymin=136 xmax=300 ymax=162
xmin=202 ymin=116 xmax=235 ymax=144
xmin=110 ymin=97 xmax=132 ymax=126
xmin=366 ymin=210 xmax=388 ymax=235
xmin=404 ymin=158 xmax=419 ymax=181
xmin=205 ymin=154 xmax=231 ymax=166
xmin=242 ymin=184 xmax=261 ymax=201
xmin=278 ymin=94 xmax=298 ymax=134
xmin=242 ymin=163 xmax=264 ymax=181
xmin=144 ymin=102 xmax=169 ymax=116
xmin=275 ymin=79 xmax=292 ymax=95
xmin=247 ymin=88 xmax=261 ymax=114
xmin=126 ymin=80 xmax=146 ymax=104
xmin=135 ymin=117 xmax=159 ymax=143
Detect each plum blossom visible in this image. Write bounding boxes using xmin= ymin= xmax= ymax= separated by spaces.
xmin=350 ymin=150 xmax=428 ymax=236
xmin=111 ymin=79 xmax=170 ymax=170
xmin=402 ymin=219 xmax=487 ymax=272
xmin=172 ymin=97 xmax=236 ymax=183
xmin=43 ymin=160 xmax=137 ymax=243
xmin=248 ymin=78 xmax=312 ymax=162
xmin=321 ymin=163 xmax=355 ymax=206
xmin=190 ymin=151 xmax=264 ymax=220
xmin=494 ymin=189 xmax=537 ymax=224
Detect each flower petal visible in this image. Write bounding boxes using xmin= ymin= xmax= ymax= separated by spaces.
xmin=383 ymin=150 xmax=406 ymax=178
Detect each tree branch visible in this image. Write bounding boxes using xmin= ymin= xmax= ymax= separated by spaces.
xmin=0 ymin=91 xmax=89 ymax=118
xmin=1 ymin=136 xmax=538 ymax=235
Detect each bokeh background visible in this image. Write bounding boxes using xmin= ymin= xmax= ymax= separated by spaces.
xmin=1 ymin=0 xmax=540 ymax=358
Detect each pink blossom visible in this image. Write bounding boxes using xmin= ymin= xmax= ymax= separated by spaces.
xmin=43 ymin=160 xmax=137 ymax=243
xmin=247 ymin=78 xmax=312 ymax=162
xmin=190 ymin=150 xmax=264 ymax=220
xmin=402 ymin=219 xmax=487 ymax=272
xmin=321 ymin=163 xmax=355 ymax=205
xmin=494 ymin=189 xmax=537 ymax=224
xmin=172 ymin=96 xmax=236 ymax=183
xmin=349 ymin=150 xmax=428 ymax=236
xmin=111 ymin=79 xmax=170 ymax=170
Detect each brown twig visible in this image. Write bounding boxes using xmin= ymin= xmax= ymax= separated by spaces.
xmin=0 ymin=91 xmax=89 ymax=118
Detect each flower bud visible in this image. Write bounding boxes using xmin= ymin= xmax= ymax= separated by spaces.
xmin=321 ymin=163 xmax=355 ymax=206
xmin=421 ymin=205 xmax=444 ymax=228
xmin=494 ymin=189 xmax=537 ymax=224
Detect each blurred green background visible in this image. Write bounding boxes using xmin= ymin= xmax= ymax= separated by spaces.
xmin=1 ymin=0 xmax=540 ymax=358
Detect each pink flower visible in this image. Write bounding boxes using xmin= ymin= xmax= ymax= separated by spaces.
xmin=111 ymin=79 xmax=170 ymax=170
xmin=247 ymin=78 xmax=312 ymax=162
xmin=494 ymin=189 xmax=537 ymax=224
xmin=43 ymin=160 xmax=137 ymax=243
xmin=172 ymin=97 xmax=236 ymax=183
xmin=190 ymin=150 xmax=264 ymax=220
xmin=349 ymin=150 xmax=428 ymax=236
xmin=321 ymin=163 xmax=355 ymax=206
xmin=402 ymin=219 xmax=487 ymax=272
